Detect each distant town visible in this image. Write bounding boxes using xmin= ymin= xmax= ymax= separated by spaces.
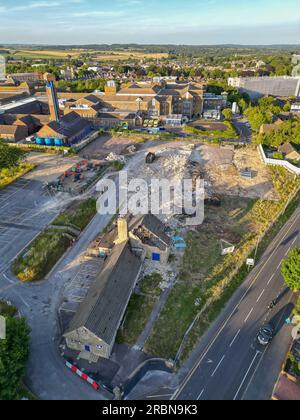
xmin=0 ymin=43 xmax=300 ymax=403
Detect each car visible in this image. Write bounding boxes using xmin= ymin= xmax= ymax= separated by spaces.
xmin=257 ymin=324 xmax=275 ymax=346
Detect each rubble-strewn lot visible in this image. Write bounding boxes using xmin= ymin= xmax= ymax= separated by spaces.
xmin=195 ymin=144 xmax=277 ymax=200
xmin=79 ymin=134 xmax=142 ymax=161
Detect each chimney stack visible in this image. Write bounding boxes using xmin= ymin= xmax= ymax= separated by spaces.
xmin=116 ymin=218 xmax=128 ymax=244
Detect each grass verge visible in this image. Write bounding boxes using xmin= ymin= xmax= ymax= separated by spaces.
xmin=0 ymin=163 xmax=34 ymax=190
xmin=13 ymin=229 xmax=73 ymax=282
xmin=52 ymin=197 xmax=97 ymax=231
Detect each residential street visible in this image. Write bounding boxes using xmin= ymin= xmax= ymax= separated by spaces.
xmin=172 ymin=206 xmax=300 ymax=401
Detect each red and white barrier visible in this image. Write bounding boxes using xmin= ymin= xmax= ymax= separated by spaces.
xmin=66 ymin=361 xmax=100 ymax=391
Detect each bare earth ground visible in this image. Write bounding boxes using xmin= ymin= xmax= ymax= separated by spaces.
xmin=195 ymin=144 xmax=277 ymax=200
xmin=26 ymin=153 xmax=82 ymax=183
xmin=79 ymin=135 xmax=143 ymax=161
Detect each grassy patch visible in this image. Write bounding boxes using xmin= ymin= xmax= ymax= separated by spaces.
xmin=184 ymin=121 xmax=238 ymax=139
xmin=53 ymin=198 xmax=97 ymax=231
xmin=0 ymin=163 xmax=34 ymax=190
xmin=140 ymin=273 xmax=163 ymax=297
xmin=0 ymin=300 xmax=17 ymax=317
xmin=13 ymin=229 xmax=72 ymax=282
xmin=117 ymin=294 xmax=156 ymax=346
xmin=117 ymin=273 xmax=163 ymax=346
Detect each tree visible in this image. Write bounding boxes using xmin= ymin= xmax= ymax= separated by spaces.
xmin=222 ymin=108 xmax=233 ymax=121
xmin=0 ymin=317 xmax=30 ymax=400
xmin=245 ymin=107 xmax=272 ymax=132
xmin=0 ymin=143 xmax=26 ymax=169
xmin=282 ymin=247 xmax=300 ymax=292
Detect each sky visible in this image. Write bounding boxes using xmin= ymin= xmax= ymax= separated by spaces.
xmin=0 ymin=0 xmax=300 ymax=45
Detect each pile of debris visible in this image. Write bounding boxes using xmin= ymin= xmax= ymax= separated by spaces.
xmin=106 ymin=152 xmax=126 ymax=164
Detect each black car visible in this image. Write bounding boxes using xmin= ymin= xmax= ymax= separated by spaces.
xmin=257 ymin=324 xmax=275 ymax=346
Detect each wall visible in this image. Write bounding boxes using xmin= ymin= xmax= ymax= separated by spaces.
xmin=258 ymin=144 xmax=300 ymax=176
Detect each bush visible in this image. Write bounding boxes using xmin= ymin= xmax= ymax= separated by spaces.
xmin=281 ymin=247 xmax=300 ymax=292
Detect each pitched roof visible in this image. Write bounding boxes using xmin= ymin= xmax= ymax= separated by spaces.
xmin=38 ymin=112 xmax=91 ymax=139
xmin=278 ymin=143 xmax=300 ymax=156
xmin=66 ymin=242 xmax=142 ymax=345
xmin=0 ymin=124 xmax=20 ymax=135
xmin=130 ymin=214 xmax=172 ymax=250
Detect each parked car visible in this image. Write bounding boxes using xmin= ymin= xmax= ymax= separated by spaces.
xmin=257 ymin=324 xmax=275 ymax=346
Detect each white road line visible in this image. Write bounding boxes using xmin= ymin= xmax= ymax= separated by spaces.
xmin=244 ymin=308 xmax=254 ymax=323
xmin=292 ymin=236 xmax=298 ymax=246
xmin=197 ymin=389 xmax=205 ymax=400
xmin=230 ymin=329 xmax=241 ymax=348
xmin=267 ymin=274 xmax=275 ymax=285
xmin=16 ymin=294 xmax=30 ymax=309
xmin=211 ymin=355 xmax=225 ymax=377
xmin=277 ymin=262 xmax=282 ymax=270
xmin=256 ymin=289 xmax=265 ymax=303
xmin=285 ymin=246 xmax=291 ymax=256
xmin=147 ymin=393 xmax=173 ymax=399
xmin=2 ymin=273 xmax=14 ymax=284
xmin=171 ymin=210 xmax=300 ymax=400
xmin=233 ymin=351 xmax=261 ymax=401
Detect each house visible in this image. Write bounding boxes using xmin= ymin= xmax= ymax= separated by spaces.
xmin=129 ymin=214 xmax=172 ymax=264
xmin=259 ymin=119 xmax=284 ymax=135
xmin=64 ymin=214 xmax=171 ymax=361
xmin=64 ymin=235 xmax=143 ymax=361
xmin=36 ymin=111 xmax=92 ymax=146
xmin=278 ymin=143 xmax=300 ymax=161
xmin=0 ymin=124 xmax=28 ymax=142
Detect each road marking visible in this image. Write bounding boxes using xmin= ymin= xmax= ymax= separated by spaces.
xmin=292 ymin=236 xmax=298 ymax=246
xmin=147 ymin=393 xmax=173 ymax=399
xmin=197 ymin=389 xmax=205 ymax=400
xmin=240 ymin=291 xmax=295 ymax=400
xmin=230 ymin=329 xmax=241 ymax=347
xmin=233 ymin=351 xmax=261 ymax=401
xmin=267 ymin=274 xmax=274 ymax=285
xmin=244 ymin=308 xmax=254 ymax=323
xmin=277 ymin=262 xmax=282 ymax=270
xmin=211 ymin=355 xmax=225 ymax=377
xmin=285 ymin=246 xmax=291 ymax=256
xmin=171 ymin=210 xmax=300 ymax=400
xmin=2 ymin=273 xmax=14 ymax=284
xmin=256 ymin=289 xmax=265 ymax=303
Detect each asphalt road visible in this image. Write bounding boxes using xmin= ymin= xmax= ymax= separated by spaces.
xmin=232 ymin=117 xmax=252 ymax=141
xmin=0 ymin=148 xmax=148 ymax=400
xmin=173 ymin=206 xmax=300 ymax=401
xmin=0 ymin=178 xmax=56 ymax=277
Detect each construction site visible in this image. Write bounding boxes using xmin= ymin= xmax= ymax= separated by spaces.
xmin=46 ymin=159 xmax=109 ymax=195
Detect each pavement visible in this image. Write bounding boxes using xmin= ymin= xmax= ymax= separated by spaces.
xmin=171 ymin=206 xmax=300 ymax=401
